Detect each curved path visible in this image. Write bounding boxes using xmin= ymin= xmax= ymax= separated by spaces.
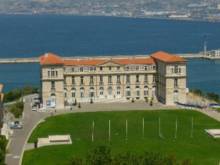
xmin=5 ymin=96 xmax=50 ymax=165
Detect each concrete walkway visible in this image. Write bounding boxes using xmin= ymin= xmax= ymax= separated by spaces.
xmin=196 ymin=109 xmax=220 ymax=122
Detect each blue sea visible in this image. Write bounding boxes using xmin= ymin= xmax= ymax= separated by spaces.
xmin=0 ymin=15 xmax=220 ymax=93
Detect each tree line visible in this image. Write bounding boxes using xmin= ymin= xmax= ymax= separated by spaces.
xmin=68 ymin=146 xmax=191 ymax=165
xmin=4 ymin=86 xmax=38 ymax=103
xmin=190 ymin=89 xmax=220 ymax=103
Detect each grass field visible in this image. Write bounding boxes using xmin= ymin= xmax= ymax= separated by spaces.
xmin=22 ymin=110 xmax=220 ymax=165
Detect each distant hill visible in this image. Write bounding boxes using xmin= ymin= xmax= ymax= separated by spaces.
xmin=0 ymin=0 xmax=220 ymax=20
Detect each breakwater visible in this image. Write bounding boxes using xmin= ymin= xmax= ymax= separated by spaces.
xmin=0 ymin=53 xmax=217 ymax=64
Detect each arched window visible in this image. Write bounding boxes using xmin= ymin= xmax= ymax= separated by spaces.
xmin=90 ymin=87 xmax=95 ymax=97
xmin=80 ymin=87 xmax=84 ymax=98
xmin=126 ymin=86 xmax=131 ymax=96
xmin=99 ymin=87 xmax=104 ymax=96
xmin=144 ymin=86 xmax=148 ymax=96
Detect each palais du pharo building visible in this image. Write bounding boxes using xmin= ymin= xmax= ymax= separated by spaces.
xmin=40 ymin=51 xmax=187 ymax=109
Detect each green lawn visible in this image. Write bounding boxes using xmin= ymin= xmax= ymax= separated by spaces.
xmin=23 ymin=110 xmax=220 ymax=165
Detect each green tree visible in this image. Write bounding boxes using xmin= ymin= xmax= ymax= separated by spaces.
xmin=9 ymin=101 xmax=24 ymax=118
xmin=206 ymin=92 xmax=219 ymax=102
xmin=0 ymin=135 xmax=7 ymax=165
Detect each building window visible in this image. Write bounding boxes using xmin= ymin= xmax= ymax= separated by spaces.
xmin=136 ymin=75 xmax=139 ymax=83
xmin=51 ymin=68 xmax=56 ymax=77
xmin=117 ymin=86 xmax=121 ymax=95
xmin=136 ymin=66 xmax=139 ymax=70
xmin=126 ymin=86 xmax=131 ymax=97
xmin=174 ymin=65 xmax=178 ymax=73
xmin=108 ymin=86 xmax=112 ymax=95
xmin=144 ymin=74 xmax=148 ymax=83
xmin=80 ymin=87 xmax=84 ymax=98
xmin=80 ymin=76 xmax=84 ymax=85
xmin=90 ymin=76 xmax=94 ymax=85
xmin=72 ymin=76 xmax=75 ymax=85
xmin=117 ymin=66 xmax=120 ymax=70
xmin=99 ymin=87 xmax=104 ymax=96
xmin=117 ymin=75 xmax=120 ymax=84
xmin=100 ymin=66 xmax=103 ymax=71
xmin=80 ymin=67 xmax=84 ymax=72
xmin=109 ymin=66 xmax=112 ymax=71
xmin=55 ymin=71 xmax=58 ymax=77
xmin=100 ymin=75 xmax=103 ymax=85
xmin=126 ymin=75 xmax=130 ymax=84
xmin=153 ymin=75 xmax=156 ymax=83
xmin=48 ymin=71 xmax=50 ymax=77
xmin=144 ymin=86 xmax=148 ymax=96
xmin=108 ymin=75 xmax=112 ymax=84
xmin=144 ymin=66 xmax=148 ymax=71
xmin=51 ymin=81 xmax=55 ymax=89
xmin=71 ymin=88 xmax=76 ymax=98
xmin=174 ymin=78 xmax=178 ymax=88
xmin=89 ymin=87 xmax=95 ymax=97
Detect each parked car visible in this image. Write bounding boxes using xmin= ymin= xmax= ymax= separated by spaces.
xmin=32 ymin=106 xmax=37 ymax=111
xmin=10 ymin=121 xmax=23 ymax=129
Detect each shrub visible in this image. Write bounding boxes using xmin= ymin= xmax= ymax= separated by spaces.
xmin=206 ymin=92 xmax=219 ymax=102
xmin=69 ymin=146 xmax=191 ymax=165
xmin=9 ymin=101 xmax=24 ymax=118
xmin=0 ymin=135 xmax=7 ymax=165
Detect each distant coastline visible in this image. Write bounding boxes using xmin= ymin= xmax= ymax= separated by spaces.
xmin=0 ymin=13 xmax=219 ymax=24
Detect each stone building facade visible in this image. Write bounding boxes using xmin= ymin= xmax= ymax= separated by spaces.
xmin=40 ymin=51 xmax=187 ymax=109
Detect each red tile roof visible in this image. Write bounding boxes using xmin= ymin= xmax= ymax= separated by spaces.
xmin=39 ymin=53 xmax=63 ymax=65
xmin=39 ymin=52 xmax=155 ymax=66
xmin=64 ymin=57 xmax=155 ymax=66
xmin=64 ymin=59 xmax=107 ymax=66
xmin=112 ymin=57 xmax=155 ymax=65
xmin=39 ymin=51 xmax=185 ymax=66
xmin=151 ymin=51 xmax=186 ymax=63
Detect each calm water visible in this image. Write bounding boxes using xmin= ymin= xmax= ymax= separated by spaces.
xmin=0 ymin=15 xmax=220 ymax=93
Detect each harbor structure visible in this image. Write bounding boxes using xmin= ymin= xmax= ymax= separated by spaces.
xmin=0 ymin=49 xmax=220 ymax=64
xmin=40 ymin=51 xmax=187 ymax=109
